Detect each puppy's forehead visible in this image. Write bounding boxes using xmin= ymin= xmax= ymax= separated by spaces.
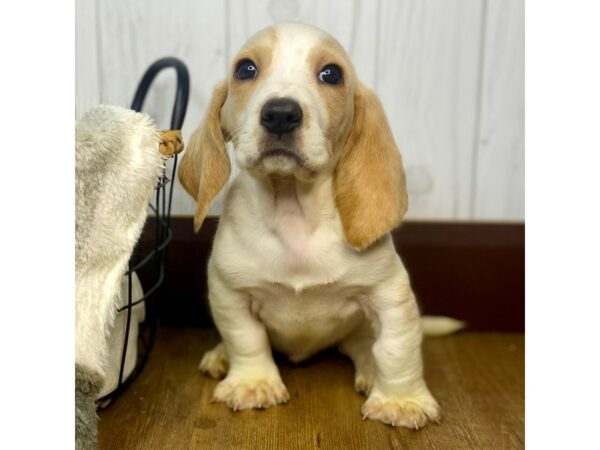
xmin=272 ymin=23 xmax=327 ymax=59
xmin=239 ymin=23 xmax=349 ymax=74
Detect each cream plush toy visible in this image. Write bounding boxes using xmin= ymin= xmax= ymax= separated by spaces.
xmin=75 ymin=105 xmax=182 ymax=449
xmin=97 ymin=272 xmax=145 ymax=403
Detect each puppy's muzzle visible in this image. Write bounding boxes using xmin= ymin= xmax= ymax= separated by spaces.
xmin=260 ymin=98 xmax=303 ymax=137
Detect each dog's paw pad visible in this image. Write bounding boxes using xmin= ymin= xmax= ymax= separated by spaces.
xmin=361 ymin=393 xmax=440 ymax=429
xmin=199 ymin=349 xmax=228 ymax=379
xmin=212 ymin=377 xmax=289 ymax=410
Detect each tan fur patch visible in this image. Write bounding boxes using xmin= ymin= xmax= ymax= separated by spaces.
xmin=333 ymin=83 xmax=408 ymax=250
xmin=178 ymin=81 xmax=231 ymax=232
xmin=308 ymin=35 xmax=408 ymax=249
xmin=179 ymin=31 xmax=277 ymax=229
xmin=308 ymin=42 xmax=355 ymax=153
xmin=225 ymin=28 xmax=276 ymax=125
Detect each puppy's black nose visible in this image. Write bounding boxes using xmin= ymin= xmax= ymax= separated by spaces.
xmin=260 ymin=98 xmax=303 ymax=137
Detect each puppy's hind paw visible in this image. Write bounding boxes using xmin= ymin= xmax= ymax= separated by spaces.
xmin=354 ymin=371 xmax=374 ymax=395
xmin=199 ymin=344 xmax=229 ymax=379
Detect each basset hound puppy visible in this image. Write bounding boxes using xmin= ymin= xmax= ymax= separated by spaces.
xmin=180 ymin=23 xmax=446 ymax=429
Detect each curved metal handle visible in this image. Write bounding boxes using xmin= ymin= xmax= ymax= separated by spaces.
xmin=131 ymin=57 xmax=190 ymax=130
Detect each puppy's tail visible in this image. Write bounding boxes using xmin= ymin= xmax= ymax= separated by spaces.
xmin=421 ymin=315 xmax=466 ymax=337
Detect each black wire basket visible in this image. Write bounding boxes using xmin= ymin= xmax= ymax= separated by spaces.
xmin=97 ymin=57 xmax=190 ymax=407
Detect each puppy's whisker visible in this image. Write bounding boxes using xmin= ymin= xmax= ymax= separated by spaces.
xmin=226 ymin=127 xmax=246 ymax=142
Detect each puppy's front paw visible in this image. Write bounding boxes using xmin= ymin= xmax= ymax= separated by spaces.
xmin=212 ymin=376 xmax=289 ymax=411
xmin=361 ymin=391 xmax=440 ymax=429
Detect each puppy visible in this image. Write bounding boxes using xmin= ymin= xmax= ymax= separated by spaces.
xmin=179 ymin=23 xmax=440 ymax=429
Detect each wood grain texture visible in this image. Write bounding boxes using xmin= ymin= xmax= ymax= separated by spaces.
xmin=98 ymin=328 xmax=524 ymax=449
xmin=374 ymin=0 xmax=484 ymax=220
xmin=472 ymin=0 xmax=525 ymax=220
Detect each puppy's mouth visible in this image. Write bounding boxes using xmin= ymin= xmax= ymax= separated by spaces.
xmin=258 ymin=147 xmax=304 ymax=166
xmin=249 ymin=144 xmax=315 ymax=178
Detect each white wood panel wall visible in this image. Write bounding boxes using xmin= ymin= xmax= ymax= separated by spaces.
xmin=473 ymin=0 xmax=524 ymax=220
xmin=75 ymin=0 xmax=524 ymax=222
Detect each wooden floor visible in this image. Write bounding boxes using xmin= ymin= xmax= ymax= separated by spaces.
xmin=99 ymin=328 xmax=524 ymax=449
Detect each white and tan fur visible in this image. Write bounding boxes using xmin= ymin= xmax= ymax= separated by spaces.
xmin=180 ymin=23 xmax=450 ymax=429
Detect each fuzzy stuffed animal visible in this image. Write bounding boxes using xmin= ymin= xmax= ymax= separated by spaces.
xmin=97 ymin=271 xmax=145 ymax=403
xmin=75 ymin=105 xmax=182 ymax=449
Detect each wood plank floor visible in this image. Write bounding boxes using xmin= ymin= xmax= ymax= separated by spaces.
xmin=98 ymin=328 xmax=524 ymax=449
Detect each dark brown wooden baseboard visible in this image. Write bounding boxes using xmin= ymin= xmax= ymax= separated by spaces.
xmin=142 ymin=218 xmax=524 ymax=332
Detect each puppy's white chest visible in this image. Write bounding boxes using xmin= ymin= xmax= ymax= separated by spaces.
xmin=249 ymin=284 xmax=363 ymax=362
xmin=211 ymin=174 xmax=387 ymax=361
xmin=246 ymin=200 xmax=364 ymax=360
xmin=271 ymin=194 xmax=311 ymax=261
xmin=261 ymin=192 xmax=348 ymax=292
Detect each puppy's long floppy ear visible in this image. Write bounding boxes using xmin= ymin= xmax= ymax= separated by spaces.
xmin=179 ymin=81 xmax=231 ymax=232
xmin=333 ymin=83 xmax=408 ymax=250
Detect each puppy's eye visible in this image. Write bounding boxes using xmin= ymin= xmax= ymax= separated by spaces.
xmin=318 ymin=64 xmax=343 ymax=85
xmin=235 ymin=59 xmax=258 ymax=80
